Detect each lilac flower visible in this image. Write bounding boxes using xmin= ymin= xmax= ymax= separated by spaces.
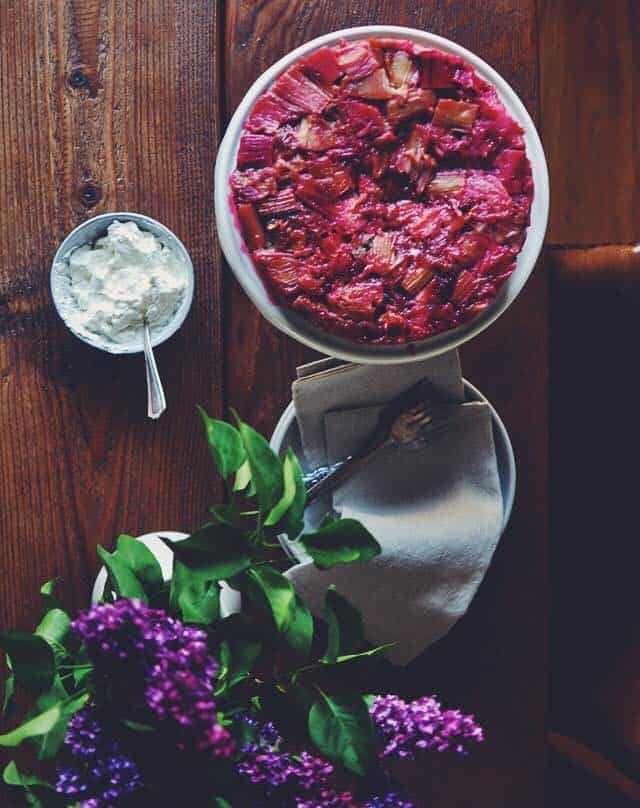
xmin=364 ymin=792 xmax=415 ymax=808
xmin=370 ymin=694 xmax=484 ymax=760
xmin=238 ymin=745 xmax=333 ymax=791
xmin=55 ymin=708 xmax=143 ymax=805
xmin=237 ymin=718 xmax=333 ymax=797
xmin=73 ymin=600 xmax=234 ymax=759
xmin=295 ymin=789 xmax=356 ymax=808
xmin=56 ymin=754 xmax=142 ymax=806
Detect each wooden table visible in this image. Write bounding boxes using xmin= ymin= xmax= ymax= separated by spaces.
xmin=1 ymin=2 xmax=637 ymax=805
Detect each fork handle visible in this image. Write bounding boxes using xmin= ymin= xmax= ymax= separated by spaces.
xmin=305 ymin=435 xmax=390 ymax=505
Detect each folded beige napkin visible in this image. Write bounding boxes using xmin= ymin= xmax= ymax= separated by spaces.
xmin=285 ymin=352 xmax=504 ymax=665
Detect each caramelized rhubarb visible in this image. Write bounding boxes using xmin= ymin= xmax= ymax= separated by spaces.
xmin=231 ymin=38 xmax=533 ymax=344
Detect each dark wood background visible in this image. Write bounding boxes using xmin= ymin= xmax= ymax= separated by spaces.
xmin=0 ymin=1 xmax=638 ymax=805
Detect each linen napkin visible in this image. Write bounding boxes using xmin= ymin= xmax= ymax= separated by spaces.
xmin=285 ymin=352 xmax=504 ymax=665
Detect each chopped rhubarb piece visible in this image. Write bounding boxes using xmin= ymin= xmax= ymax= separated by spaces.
xmin=253 ymin=250 xmax=322 ymax=297
xmin=272 ymin=67 xmax=332 ymax=115
xmin=402 ymin=258 xmax=434 ymax=294
xmin=346 ymin=68 xmax=396 ymax=100
xmin=387 ymin=88 xmax=436 ymax=126
xmin=386 ymin=50 xmax=416 ymax=89
xmin=339 ymin=99 xmax=386 ymax=138
xmin=335 ymin=40 xmax=382 ymax=80
xmin=494 ymin=148 xmax=526 ymax=182
xmin=433 ymin=99 xmax=478 ymax=131
xmin=231 ymin=38 xmax=533 ymax=344
xmin=294 ymin=175 xmax=336 ymax=216
xmin=236 ymin=203 xmax=265 ymax=250
xmin=428 ymin=171 xmax=466 ymax=196
xmin=463 ymin=173 xmax=513 ymax=222
xmin=450 ymin=270 xmax=477 ymax=305
xmin=231 ymin=167 xmax=277 ymax=202
xmin=302 ymin=46 xmax=344 ymax=84
xmin=248 ymin=92 xmax=298 ymax=133
xmin=327 ymin=280 xmax=384 ymax=320
xmin=408 ymin=207 xmax=445 ymax=240
xmin=367 ymin=232 xmax=396 ymax=275
xmin=422 ymin=57 xmax=460 ymax=89
xmin=237 ymin=133 xmax=275 ymax=168
xmin=297 ymin=115 xmax=336 ymax=151
xmin=257 ymin=187 xmax=302 ymax=216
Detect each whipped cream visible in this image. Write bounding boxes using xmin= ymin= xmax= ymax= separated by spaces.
xmin=59 ymin=220 xmax=188 ymax=346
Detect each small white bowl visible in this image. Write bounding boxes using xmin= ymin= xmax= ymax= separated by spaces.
xmin=215 ymin=26 xmax=549 ymax=365
xmin=269 ymin=378 xmax=516 ymax=563
xmin=51 ymin=212 xmax=195 ymax=354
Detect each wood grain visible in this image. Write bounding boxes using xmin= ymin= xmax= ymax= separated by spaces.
xmin=0 ymin=0 xmax=222 ymax=636
xmin=223 ymin=3 xmax=546 ymax=806
xmin=538 ymin=0 xmax=640 ymax=244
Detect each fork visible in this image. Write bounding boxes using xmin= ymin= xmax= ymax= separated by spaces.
xmin=303 ymin=380 xmax=461 ymax=505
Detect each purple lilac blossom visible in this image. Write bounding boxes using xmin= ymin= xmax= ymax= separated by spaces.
xmin=237 ymin=718 xmax=333 ymax=796
xmin=72 ymin=600 xmax=234 ymax=758
xmin=55 ymin=708 xmax=143 ymax=805
xmin=295 ymin=790 xmax=356 ymax=808
xmin=370 ymin=694 xmax=484 ymax=760
xmin=364 ymin=792 xmax=415 ymax=808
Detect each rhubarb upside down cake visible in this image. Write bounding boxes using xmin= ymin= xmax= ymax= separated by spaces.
xmin=231 ymin=38 xmax=533 ymax=345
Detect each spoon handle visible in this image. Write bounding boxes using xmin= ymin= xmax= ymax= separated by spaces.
xmin=143 ymin=322 xmax=167 ymax=419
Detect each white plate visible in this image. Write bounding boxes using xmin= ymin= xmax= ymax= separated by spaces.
xmin=215 ymin=25 xmax=549 ymax=365
xmin=269 ymin=378 xmax=515 ymax=563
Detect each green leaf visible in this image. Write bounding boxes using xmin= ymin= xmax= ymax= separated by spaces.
xmin=3 ymin=760 xmax=55 ymax=807
xmin=113 ymin=535 xmax=164 ymax=596
xmin=213 ymin=799 xmax=233 ymax=808
xmin=0 ymin=704 xmax=61 ymax=748
xmin=170 ymin=560 xmax=220 ymax=625
xmin=236 ymin=418 xmax=283 ymax=519
xmin=121 ymin=719 xmax=155 ymax=732
xmin=31 ymin=690 xmax=89 ymax=760
xmin=73 ymin=646 xmax=93 ymax=688
xmin=35 ymin=609 xmax=71 ymax=648
xmin=97 ymin=545 xmax=148 ymax=602
xmin=240 ymin=566 xmax=295 ymax=633
xmin=322 ymin=587 xmax=364 ymax=664
xmin=39 ymin=579 xmax=62 ymax=612
xmin=216 ymin=636 xmax=262 ymax=693
xmin=198 ymin=406 xmax=246 ymax=480
xmin=282 ymin=594 xmax=313 ymax=658
xmin=265 ymin=449 xmax=306 ymax=541
xmin=3 ymin=657 xmax=14 ymax=715
xmin=233 ymin=459 xmax=252 ymax=492
xmin=308 ymin=691 xmax=375 ymax=776
xmin=298 ymin=517 xmax=381 ymax=570
xmin=162 ymin=523 xmax=250 ymax=583
xmin=334 ymin=643 xmax=395 ymax=664
xmin=0 ymin=633 xmax=55 ymax=693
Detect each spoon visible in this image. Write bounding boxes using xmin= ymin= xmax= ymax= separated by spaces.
xmin=143 ymin=319 xmax=167 ymax=419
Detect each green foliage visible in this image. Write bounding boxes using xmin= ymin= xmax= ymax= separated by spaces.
xmin=308 ymin=690 xmax=376 ymax=776
xmin=322 ymin=586 xmax=364 ymax=663
xmin=0 ymin=633 xmax=55 ymax=693
xmin=298 ymin=516 xmax=381 ymax=569
xmin=0 ymin=410 xmax=393 ymax=796
xmin=198 ymin=407 xmax=246 ymax=480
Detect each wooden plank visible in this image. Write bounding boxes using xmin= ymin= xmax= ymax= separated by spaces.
xmin=223 ymin=4 xmax=546 ymax=806
xmin=0 ymin=0 xmax=221 ymax=630
xmin=538 ymin=0 xmax=640 ymax=244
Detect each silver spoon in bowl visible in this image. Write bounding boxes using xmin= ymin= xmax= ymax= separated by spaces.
xmin=143 ymin=318 xmax=167 ymax=419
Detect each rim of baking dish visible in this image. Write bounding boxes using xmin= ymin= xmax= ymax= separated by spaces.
xmin=215 ymin=25 xmax=549 ymax=365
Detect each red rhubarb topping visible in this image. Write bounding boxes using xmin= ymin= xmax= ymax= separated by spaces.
xmin=231 ymin=38 xmax=534 ymax=345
